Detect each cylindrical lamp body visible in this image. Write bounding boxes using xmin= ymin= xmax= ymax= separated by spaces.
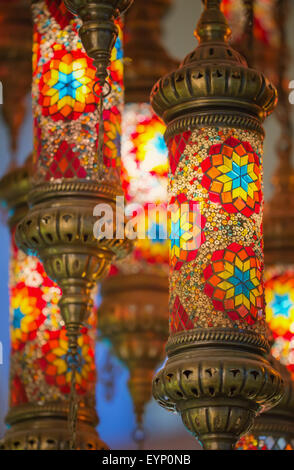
xmin=32 ymin=0 xmax=123 ymax=184
xmin=168 ymin=127 xmax=264 ymax=333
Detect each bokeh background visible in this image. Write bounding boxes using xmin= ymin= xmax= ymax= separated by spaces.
xmin=0 ymin=0 xmax=294 ymax=449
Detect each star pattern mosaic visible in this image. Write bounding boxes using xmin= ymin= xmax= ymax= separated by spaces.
xmin=45 ymin=0 xmax=74 ymax=29
xmin=170 ymin=295 xmax=194 ymax=333
xmin=201 ymin=137 xmax=262 ymax=217
xmin=43 ymin=140 xmax=87 ymax=180
xmin=121 ymin=103 xmax=168 ymax=206
xmin=168 ymin=130 xmax=192 ymax=175
xmin=203 ymin=243 xmax=263 ymax=325
xmin=39 ymin=48 xmax=97 ymax=121
xmin=40 ymin=327 xmax=96 ymax=395
xmin=167 ymin=127 xmax=265 ymax=332
xmin=113 ymin=103 xmax=170 ymax=277
xmin=236 ymin=434 xmax=293 ymax=451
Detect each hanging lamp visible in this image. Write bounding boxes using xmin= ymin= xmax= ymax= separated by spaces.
xmin=152 ymin=0 xmax=283 ymax=450
xmin=15 ymin=0 xmax=132 ymax=448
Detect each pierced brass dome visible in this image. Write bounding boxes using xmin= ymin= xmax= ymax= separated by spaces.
xmin=151 ymin=0 xmax=277 ymax=128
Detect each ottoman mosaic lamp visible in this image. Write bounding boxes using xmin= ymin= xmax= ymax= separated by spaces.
xmin=151 ymin=0 xmax=284 ymax=450
xmin=15 ymin=0 xmax=132 ymax=448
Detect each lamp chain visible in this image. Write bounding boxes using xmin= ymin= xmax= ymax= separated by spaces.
xmin=101 ymin=349 xmax=117 ymax=402
xmin=132 ymin=424 xmax=146 ymax=451
xmin=67 ymin=347 xmax=82 ymax=450
xmin=93 ymin=76 xmax=112 ymax=179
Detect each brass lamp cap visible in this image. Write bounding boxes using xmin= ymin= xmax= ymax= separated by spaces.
xmin=150 ymin=0 xmax=277 ymax=125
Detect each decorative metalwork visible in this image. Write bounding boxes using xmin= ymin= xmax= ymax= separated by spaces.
xmin=64 ymin=0 xmax=133 ymax=89
xmin=0 ymin=160 xmax=107 ymax=450
xmin=151 ymin=0 xmax=283 ymax=450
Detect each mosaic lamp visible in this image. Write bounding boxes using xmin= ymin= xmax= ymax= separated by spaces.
xmin=15 ymin=0 xmax=132 ymax=447
xmin=99 ymin=0 xmax=176 ymax=446
xmin=0 ymin=160 xmax=107 ymax=450
xmin=151 ymin=0 xmax=283 ymax=450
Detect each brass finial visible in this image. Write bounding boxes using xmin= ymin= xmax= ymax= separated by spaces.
xmin=64 ymin=0 xmax=133 ymax=88
xmin=195 ymin=0 xmax=231 ymax=43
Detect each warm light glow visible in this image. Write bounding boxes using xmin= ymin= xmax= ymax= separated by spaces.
xmin=111 ymin=102 xmax=170 ymax=275
xmin=265 ymin=267 xmax=294 ymax=378
xmin=122 ymin=103 xmax=168 ymax=206
xmin=236 ymin=434 xmax=293 ymax=450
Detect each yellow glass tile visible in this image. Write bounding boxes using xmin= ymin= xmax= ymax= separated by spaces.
xmin=54 ymin=359 xmax=67 ymax=375
xmin=223 ymin=181 xmax=232 ymax=192
xmin=226 ymin=287 xmax=235 ymax=299
xmin=219 ymin=270 xmax=232 ymax=279
xmin=73 ymin=58 xmax=87 ymax=70
xmin=53 ymin=347 xmax=66 ymax=357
